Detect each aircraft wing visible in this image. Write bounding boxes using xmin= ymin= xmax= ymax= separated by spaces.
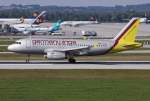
xmin=0 ymin=21 xmax=21 ymax=25
xmin=61 ymin=23 xmax=72 ymax=26
xmin=44 ymin=46 xmax=90 ymax=55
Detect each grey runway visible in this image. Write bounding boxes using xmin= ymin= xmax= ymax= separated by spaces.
xmin=0 ymin=61 xmax=150 ymax=70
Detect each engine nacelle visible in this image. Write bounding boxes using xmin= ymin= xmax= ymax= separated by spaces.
xmin=23 ymin=31 xmax=30 ymax=35
xmin=46 ymin=51 xmax=66 ymax=60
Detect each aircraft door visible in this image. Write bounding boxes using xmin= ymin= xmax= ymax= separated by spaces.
xmin=26 ymin=38 xmax=31 ymax=48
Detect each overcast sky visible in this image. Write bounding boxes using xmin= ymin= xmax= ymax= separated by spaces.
xmin=0 ymin=0 xmax=150 ymax=6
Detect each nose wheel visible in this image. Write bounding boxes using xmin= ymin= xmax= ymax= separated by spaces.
xmin=26 ymin=54 xmax=30 ymax=63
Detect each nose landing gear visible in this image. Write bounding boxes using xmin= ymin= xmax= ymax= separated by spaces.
xmin=26 ymin=54 xmax=30 ymax=63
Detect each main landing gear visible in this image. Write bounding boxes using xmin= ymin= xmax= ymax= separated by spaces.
xmin=67 ymin=53 xmax=76 ymax=63
xmin=68 ymin=58 xmax=76 ymax=63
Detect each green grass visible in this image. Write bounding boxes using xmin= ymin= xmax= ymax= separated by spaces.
xmin=137 ymin=48 xmax=150 ymax=50
xmin=79 ymin=53 xmax=150 ymax=61
xmin=0 ymin=70 xmax=150 ymax=101
xmin=0 ymin=53 xmax=150 ymax=61
xmin=0 ymin=53 xmax=44 ymax=60
xmin=0 ymin=37 xmax=20 ymax=40
xmin=0 ymin=46 xmax=8 ymax=52
xmin=0 ymin=40 xmax=15 ymax=45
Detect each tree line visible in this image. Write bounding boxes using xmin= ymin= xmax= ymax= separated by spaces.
xmin=0 ymin=4 xmax=150 ymax=22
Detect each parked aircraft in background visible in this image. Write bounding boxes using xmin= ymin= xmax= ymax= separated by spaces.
xmin=122 ymin=17 xmax=150 ymax=23
xmin=8 ymin=18 xmax=141 ymax=63
xmin=0 ymin=11 xmax=46 ymax=25
xmin=139 ymin=17 xmax=150 ymax=23
xmin=61 ymin=20 xmax=99 ymax=27
xmin=12 ymin=24 xmax=40 ymax=34
xmin=12 ymin=20 xmax=63 ymax=35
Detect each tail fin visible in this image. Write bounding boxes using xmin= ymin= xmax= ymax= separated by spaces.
xmin=49 ymin=20 xmax=63 ymax=32
xmin=32 ymin=11 xmax=46 ymax=24
xmin=53 ymin=20 xmax=63 ymax=27
xmin=112 ymin=18 xmax=142 ymax=52
xmin=114 ymin=18 xmax=140 ymax=43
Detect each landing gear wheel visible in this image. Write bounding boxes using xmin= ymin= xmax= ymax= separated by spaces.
xmin=26 ymin=54 xmax=30 ymax=63
xmin=68 ymin=58 xmax=76 ymax=63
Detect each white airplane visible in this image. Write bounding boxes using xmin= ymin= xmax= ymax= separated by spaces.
xmin=12 ymin=20 xmax=63 ymax=35
xmin=11 ymin=11 xmax=47 ymax=34
xmin=123 ymin=17 xmax=150 ymax=23
xmin=8 ymin=18 xmax=142 ymax=63
xmin=140 ymin=17 xmax=150 ymax=23
xmin=0 ymin=18 xmax=31 ymax=24
xmin=0 ymin=11 xmax=46 ymax=25
xmin=12 ymin=24 xmax=40 ymax=34
xmin=61 ymin=20 xmax=99 ymax=27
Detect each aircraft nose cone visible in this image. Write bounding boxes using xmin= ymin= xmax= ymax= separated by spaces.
xmin=8 ymin=45 xmax=15 ymax=51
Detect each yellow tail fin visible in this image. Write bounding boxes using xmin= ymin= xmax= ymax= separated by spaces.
xmin=112 ymin=18 xmax=142 ymax=52
xmin=114 ymin=18 xmax=140 ymax=42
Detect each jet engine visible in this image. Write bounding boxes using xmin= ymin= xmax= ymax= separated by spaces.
xmin=46 ymin=51 xmax=66 ymax=60
xmin=23 ymin=31 xmax=30 ymax=35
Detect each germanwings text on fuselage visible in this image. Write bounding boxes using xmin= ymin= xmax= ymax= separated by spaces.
xmin=32 ymin=40 xmax=77 ymax=46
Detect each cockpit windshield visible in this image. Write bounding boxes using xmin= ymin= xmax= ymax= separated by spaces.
xmin=15 ymin=42 xmax=21 ymax=44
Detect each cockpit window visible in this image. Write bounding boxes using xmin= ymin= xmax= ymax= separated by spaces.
xmin=15 ymin=42 xmax=21 ymax=44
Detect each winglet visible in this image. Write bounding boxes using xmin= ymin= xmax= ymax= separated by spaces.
xmin=48 ymin=20 xmax=63 ymax=33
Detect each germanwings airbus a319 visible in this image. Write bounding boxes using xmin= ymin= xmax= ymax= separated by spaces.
xmin=8 ymin=18 xmax=142 ymax=63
